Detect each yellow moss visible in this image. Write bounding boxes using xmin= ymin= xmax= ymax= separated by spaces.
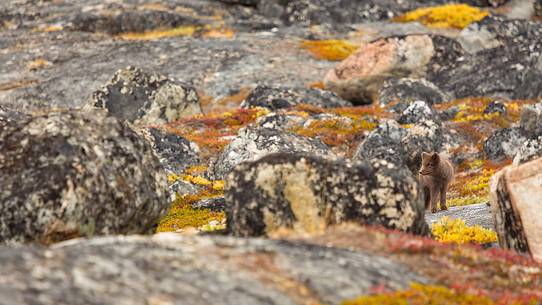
xmin=462 ymin=168 xmax=493 ymax=194
xmin=342 ymin=283 xmax=495 ymax=305
xmin=394 ymin=4 xmax=489 ymax=29
xmin=118 ymin=26 xmax=198 ymax=40
xmin=431 ymin=217 xmax=497 ymax=245
xmin=156 ymin=191 xmax=225 ymax=232
xmin=212 ymin=180 xmax=225 ymax=191
xmin=167 ymin=173 xmax=180 ymax=184
xmin=301 ymin=40 xmax=358 ymax=61
xmin=447 ymin=195 xmax=488 ymax=207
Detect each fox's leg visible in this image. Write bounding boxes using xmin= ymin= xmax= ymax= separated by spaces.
xmin=440 ymin=184 xmax=448 ymax=211
xmin=430 ymin=187 xmax=439 ymax=213
xmin=423 ymin=186 xmax=431 ymax=210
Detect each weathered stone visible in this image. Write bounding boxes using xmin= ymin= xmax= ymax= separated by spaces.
xmin=210 ymin=126 xmax=334 ymax=179
xmin=0 ymin=110 xmax=169 ymax=244
xmin=398 ymin=100 xmax=436 ymax=125
xmin=0 ymin=234 xmax=427 ymax=305
xmin=218 ymin=0 xmax=259 ymax=6
xmin=87 ymin=66 xmax=202 ymax=125
xmin=520 ymin=102 xmax=542 ymax=135
xmin=255 ymin=112 xmax=307 ymax=131
xmin=354 ymin=120 xmax=408 ymax=167
xmin=225 ymin=153 xmax=428 ymax=237
xmin=484 ymin=127 xmax=528 ymax=161
xmin=145 ymin=127 xmax=200 ymax=174
xmin=513 ymin=136 xmax=542 ymax=165
xmin=324 ymin=35 xmax=463 ymax=104
xmin=240 ymin=85 xmax=351 ymax=110
xmin=0 ymin=105 xmax=27 ymax=128
xmin=490 ymin=158 xmax=542 ymax=261
xmin=378 ymin=78 xmax=451 ymax=112
xmin=192 ymin=197 xmax=226 ymax=212
xmin=168 ymin=180 xmax=201 ymax=202
xmin=483 ymin=100 xmax=507 ymax=115
xmin=400 ymin=119 xmax=445 ymax=172
xmin=536 ymin=0 xmax=542 ymax=17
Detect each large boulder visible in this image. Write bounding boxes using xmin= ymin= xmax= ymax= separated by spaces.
xmin=210 ymin=126 xmax=334 ymax=179
xmin=324 ymin=35 xmax=463 ymax=104
xmin=513 ymin=136 xmax=542 ymax=165
xmin=240 ymin=85 xmax=351 ymax=110
xmin=484 ymin=128 xmax=529 ymax=161
xmin=0 ymin=110 xmax=169 ymax=244
xmin=0 ymin=234 xmax=427 ymax=305
xmin=87 ymin=66 xmax=202 ymax=125
xmin=519 ymin=102 xmax=542 ymax=136
xmin=144 ymin=127 xmax=200 ymax=174
xmin=490 ymin=158 xmax=542 ymax=261
xmin=225 ymin=153 xmax=428 ymax=237
xmin=378 ymin=78 xmax=451 ymax=112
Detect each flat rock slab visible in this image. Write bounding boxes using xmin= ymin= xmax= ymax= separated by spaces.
xmin=425 ymin=203 xmax=494 ymax=230
xmin=0 ymin=234 xmax=427 ymax=305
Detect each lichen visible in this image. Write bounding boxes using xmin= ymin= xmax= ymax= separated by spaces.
xmin=431 ymin=217 xmax=497 ymax=245
xmin=301 ymin=40 xmax=358 ymax=61
xmin=393 ymin=4 xmax=489 ymax=29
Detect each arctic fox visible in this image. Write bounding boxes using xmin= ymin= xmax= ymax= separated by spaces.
xmin=419 ymin=152 xmax=454 ymax=213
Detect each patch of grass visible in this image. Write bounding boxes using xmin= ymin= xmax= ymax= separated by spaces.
xmin=393 ymin=4 xmax=489 ymax=29
xmin=301 ymin=39 xmax=358 ymax=61
xmin=432 ymin=217 xmax=497 ymax=245
xmin=342 ymin=283 xmax=495 ymax=305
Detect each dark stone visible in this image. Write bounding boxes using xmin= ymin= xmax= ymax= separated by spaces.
xmin=218 ymin=0 xmax=260 ymax=6
xmin=0 ymin=110 xmax=169 ymax=244
xmin=210 ymin=126 xmax=334 ymax=179
xmin=241 ymin=85 xmax=351 ymax=110
xmin=192 ymin=197 xmax=226 ymax=212
xmin=146 ymin=127 xmax=200 ymax=174
xmin=483 ymin=100 xmax=507 ymax=115
xmin=88 ymin=66 xmax=202 ymax=125
xmin=225 ymin=152 xmax=428 ymax=237
xmin=0 ymin=234 xmax=427 ymax=305
xmin=484 ymin=127 xmax=528 ymax=161
xmin=378 ymin=78 xmax=451 ymax=112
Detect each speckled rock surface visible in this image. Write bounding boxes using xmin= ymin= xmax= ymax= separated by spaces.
xmin=210 ymin=126 xmax=334 ymax=179
xmin=0 ymin=233 xmax=427 ymax=305
xmin=240 ymin=85 xmax=351 ymax=110
xmin=484 ymin=127 xmax=529 ymax=161
xmin=536 ymin=0 xmax=542 ymax=17
xmin=378 ymin=78 xmax=451 ymax=112
xmin=398 ymin=100 xmax=436 ymax=125
xmin=0 ymin=110 xmax=169 ymax=244
xmin=519 ymin=102 xmax=542 ymax=135
xmin=145 ymin=127 xmax=200 ymax=174
xmin=225 ymin=153 xmax=428 ymax=237
xmin=513 ymin=136 xmax=542 ymax=165
xmin=87 ymin=66 xmax=202 ymax=125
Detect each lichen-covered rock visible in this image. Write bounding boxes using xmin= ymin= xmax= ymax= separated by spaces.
xmin=225 ymin=153 xmax=428 ymax=237
xmin=168 ymin=180 xmax=201 ymax=202
xmin=436 ymin=18 xmax=542 ymax=99
xmin=354 ymin=119 xmax=444 ymax=173
xmin=210 ymin=126 xmax=334 ymax=179
xmin=88 ymin=66 xmax=202 ymax=125
xmin=218 ymin=0 xmax=259 ymax=6
xmin=240 ymin=85 xmax=351 ymax=110
xmin=0 ymin=105 xmax=27 ymax=128
xmin=192 ymin=197 xmax=226 ymax=212
xmin=0 ymin=234 xmax=427 ymax=305
xmin=512 ymin=136 xmax=542 ymax=165
xmin=378 ymin=78 xmax=451 ymax=112
xmin=398 ymin=100 xmax=436 ymax=124
xmin=354 ymin=120 xmax=408 ymax=167
xmin=520 ymin=102 xmax=542 ymax=136
xmin=484 ymin=127 xmax=528 ymax=161
xmin=324 ymin=35 xmax=463 ymax=104
xmin=255 ymin=112 xmax=307 ymax=131
xmin=0 ymin=110 xmax=169 ymax=244
xmin=145 ymin=127 xmax=200 ymax=174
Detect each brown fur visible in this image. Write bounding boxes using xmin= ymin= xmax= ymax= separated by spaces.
xmin=419 ymin=152 xmax=454 ymax=213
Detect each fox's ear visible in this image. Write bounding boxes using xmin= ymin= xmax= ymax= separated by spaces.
xmin=421 ymin=152 xmax=430 ymax=159
xmin=431 ymin=152 xmax=440 ymax=161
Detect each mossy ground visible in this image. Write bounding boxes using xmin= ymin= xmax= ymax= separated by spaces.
xmin=431 ymin=216 xmax=497 ymax=244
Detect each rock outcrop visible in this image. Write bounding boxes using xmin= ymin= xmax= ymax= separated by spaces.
xmin=145 ymin=127 xmax=200 ymax=174
xmin=210 ymin=127 xmax=334 ymax=179
xmin=0 ymin=110 xmax=169 ymax=244
xmin=490 ymin=158 xmax=542 ymax=261
xmin=225 ymin=153 xmax=427 ymax=237
xmin=378 ymin=78 xmax=451 ymax=112
xmin=0 ymin=233 xmax=427 ymax=305
xmin=88 ymin=66 xmax=202 ymax=125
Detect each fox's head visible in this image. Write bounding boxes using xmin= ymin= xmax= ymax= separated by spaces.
xmin=419 ymin=152 xmax=439 ymax=176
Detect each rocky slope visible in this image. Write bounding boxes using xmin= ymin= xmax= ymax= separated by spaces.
xmin=1 ymin=0 xmax=542 ymax=303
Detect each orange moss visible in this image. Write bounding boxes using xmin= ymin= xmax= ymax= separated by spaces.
xmin=301 ymin=39 xmax=358 ymax=61
xmin=393 ymin=4 xmax=489 ymax=29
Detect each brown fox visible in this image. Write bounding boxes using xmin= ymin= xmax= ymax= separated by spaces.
xmin=419 ymin=152 xmax=454 ymax=213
